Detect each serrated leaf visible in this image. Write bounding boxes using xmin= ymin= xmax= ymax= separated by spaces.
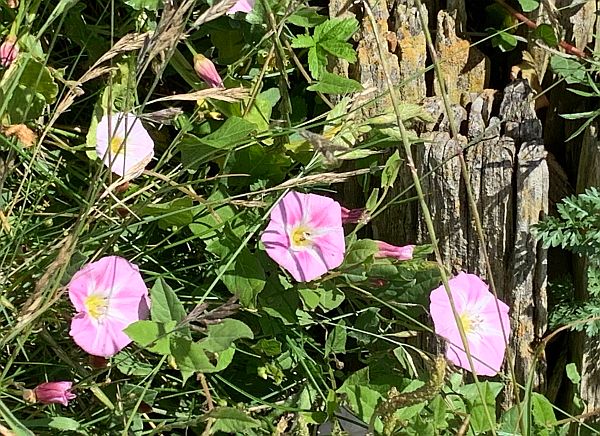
xmin=318 ymin=39 xmax=356 ymax=62
xmin=308 ymin=46 xmax=327 ymax=79
xmin=307 ymin=71 xmax=363 ymax=94
xmin=150 ymin=278 xmax=186 ymax=324
xmin=314 ymin=17 xmax=359 ymax=42
xmin=290 ymin=34 xmax=315 ymax=48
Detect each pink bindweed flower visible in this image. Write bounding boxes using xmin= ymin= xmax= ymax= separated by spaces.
xmin=32 ymin=382 xmax=76 ymax=406
xmin=0 ymin=36 xmax=18 ymax=67
xmin=95 ymin=112 xmax=154 ymax=178
xmin=193 ymin=54 xmax=224 ymax=88
xmin=68 ymin=256 xmax=150 ymax=357
xmin=227 ymin=0 xmax=255 ymax=14
xmin=375 ymin=241 xmax=415 ymax=261
xmin=261 ymin=191 xmax=346 ymax=282
xmin=429 ymin=272 xmax=510 ymax=376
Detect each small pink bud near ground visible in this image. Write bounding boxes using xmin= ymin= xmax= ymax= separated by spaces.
xmin=0 ymin=36 xmax=19 ymax=67
xmin=193 ymin=54 xmax=224 ymax=88
xmin=31 ymin=381 xmax=76 ymax=406
xmin=375 ymin=241 xmax=415 ymax=261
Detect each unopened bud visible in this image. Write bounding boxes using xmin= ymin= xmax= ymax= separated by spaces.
xmin=193 ymin=54 xmax=223 ymax=88
xmin=0 ymin=36 xmax=19 ymax=67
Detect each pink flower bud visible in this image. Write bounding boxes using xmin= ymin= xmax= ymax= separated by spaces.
xmin=341 ymin=206 xmax=369 ymax=224
xmin=193 ymin=54 xmax=223 ymax=88
xmin=33 ymin=381 xmax=76 ymax=406
xmin=227 ymin=0 xmax=255 ymax=14
xmin=0 ymin=36 xmax=18 ymax=67
xmin=375 ymin=241 xmax=415 ymax=261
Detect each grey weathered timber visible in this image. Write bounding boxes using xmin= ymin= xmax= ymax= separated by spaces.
xmin=415 ymin=81 xmax=548 ymax=392
xmin=329 ymin=0 xmax=550 ymax=396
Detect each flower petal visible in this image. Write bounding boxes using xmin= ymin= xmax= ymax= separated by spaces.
xmin=70 ymin=312 xmax=132 ymax=357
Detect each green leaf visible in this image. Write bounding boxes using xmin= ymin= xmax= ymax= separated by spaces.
xmin=243 ymin=88 xmax=280 ymax=132
xmin=381 ymin=150 xmax=401 ymax=189
xmin=48 ymin=417 xmax=81 ymax=431
xmin=290 ymin=34 xmax=315 ymax=48
xmin=202 ymin=319 xmax=254 ymax=353
xmin=491 ymin=30 xmax=518 ymax=52
xmin=314 ymin=17 xmax=359 ymax=43
xmin=123 ymin=0 xmax=162 ymax=10
xmin=319 ymin=286 xmax=345 ymax=311
xmin=307 ymin=71 xmax=363 ymax=94
xmin=298 ymin=287 xmax=320 ymax=310
xmin=150 ymin=278 xmax=186 ymax=324
xmin=140 ymin=197 xmax=194 ymax=229
xmin=342 ymin=239 xmax=379 ymax=267
xmin=171 ymin=337 xmax=236 ymax=373
xmin=550 ymin=55 xmax=587 ymax=84
xmin=16 ymin=59 xmax=59 ymax=102
xmin=288 ymin=8 xmax=327 ymax=27
xmin=337 ymin=367 xmax=381 ymax=425
xmin=203 ymin=407 xmax=260 ymax=433
xmin=459 ymin=381 xmax=503 ymax=434
xmin=347 ymin=308 xmax=380 ymax=344
xmin=115 ymin=350 xmax=155 ymax=376
xmin=307 ymin=46 xmax=327 ymax=79
xmin=325 ymin=321 xmax=347 ymax=355
xmin=518 ymin=0 xmax=539 ymax=12
xmin=318 ymin=39 xmax=356 ymax=62
xmin=252 ymin=338 xmax=282 ymax=356
xmin=124 ymin=320 xmax=176 ymax=355
xmin=188 ymin=189 xmax=237 ymax=240
xmin=532 ymin=24 xmax=558 ymax=46
xmin=566 ymin=362 xmax=581 ymax=385
xmin=531 ymin=393 xmax=557 ymax=427
xmin=198 ymin=116 xmax=256 ymax=149
xmin=220 ymin=247 xmax=266 ymax=307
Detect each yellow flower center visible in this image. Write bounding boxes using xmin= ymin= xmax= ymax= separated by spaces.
xmin=291 ymin=225 xmax=313 ymax=248
xmin=110 ymin=136 xmax=125 ymax=155
xmin=459 ymin=313 xmax=473 ymax=334
xmin=85 ymin=294 xmax=108 ymax=320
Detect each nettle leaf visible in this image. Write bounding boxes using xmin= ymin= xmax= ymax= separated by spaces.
xmin=203 ymin=407 xmax=260 ymax=433
xmin=201 ymin=319 xmax=253 ymax=353
xmin=318 ymin=39 xmax=356 ymax=62
xmin=532 ymin=24 xmax=558 ymax=47
xmin=518 ymin=0 xmax=539 ymax=12
xmin=150 ymin=278 xmax=186 ymax=324
xmin=307 ymin=45 xmax=327 ymax=79
xmin=314 ymin=17 xmax=359 ymax=42
xmin=307 ymin=71 xmax=363 ymax=94
xmin=291 ymin=34 xmax=315 ymax=48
